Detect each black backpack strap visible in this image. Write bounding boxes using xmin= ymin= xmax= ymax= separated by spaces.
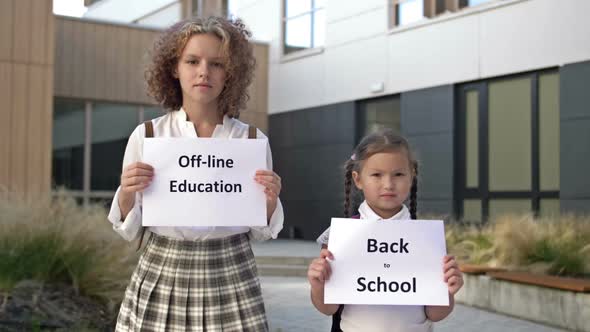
xmin=331 ymin=305 xmax=344 ymax=332
xmin=136 ymin=121 xmax=154 ymax=251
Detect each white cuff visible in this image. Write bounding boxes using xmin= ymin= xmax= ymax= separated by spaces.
xmin=316 ymin=227 xmax=330 ymax=245
xmin=249 ymin=200 xmax=284 ymax=242
xmin=107 ymin=187 xmax=143 ymax=242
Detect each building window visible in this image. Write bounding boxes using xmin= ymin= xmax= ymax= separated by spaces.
xmin=222 ymin=0 xmax=229 ymax=17
xmin=91 ymin=103 xmax=138 ymax=191
xmin=192 ymin=0 xmax=199 ymax=15
xmin=192 ymin=0 xmax=229 ymax=17
xmin=392 ymin=0 xmax=426 ymax=27
xmin=357 ymin=96 xmax=401 ymax=140
xmin=52 ymin=98 xmax=163 ymax=204
xmin=52 ymin=99 xmax=86 ymax=190
xmin=84 ymin=0 xmax=102 ymax=6
xmin=283 ymin=0 xmax=325 ymax=55
xmin=143 ymin=106 xmax=165 ymax=121
xmin=459 ymin=0 xmax=493 ymax=8
xmin=456 ymin=71 xmax=560 ymax=222
xmin=390 ymin=0 xmax=498 ymax=29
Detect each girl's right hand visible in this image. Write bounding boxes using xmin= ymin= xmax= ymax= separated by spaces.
xmin=120 ymin=162 xmax=154 ymax=194
xmin=307 ymin=249 xmax=334 ymax=289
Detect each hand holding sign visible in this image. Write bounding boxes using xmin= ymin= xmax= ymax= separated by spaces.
xmin=118 ymin=162 xmax=155 ymax=219
xmin=254 ymin=170 xmax=282 ymax=222
xmin=308 ymin=248 xmax=334 ymax=289
xmin=142 ymin=138 xmax=267 ymax=227
xmin=443 ymin=255 xmax=463 ymax=295
xmin=324 ymin=218 xmax=449 ymax=306
xmin=120 ymin=162 xmax=154 ymax=193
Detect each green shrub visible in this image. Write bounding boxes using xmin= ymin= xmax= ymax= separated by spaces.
xmin=446 ymin=213 xmax=590 ymax=278
xmin=0 ymin=191 xmax=139 ymax=308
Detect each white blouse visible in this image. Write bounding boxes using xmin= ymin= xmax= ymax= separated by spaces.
xmin=317 ymin=202 xmax=433 ymax=332
xmin=107 ymin=108 xmax=284 ymax=242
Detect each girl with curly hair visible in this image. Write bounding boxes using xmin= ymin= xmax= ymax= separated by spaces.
xmin=107 ymin=16 xmax=283 ymax=331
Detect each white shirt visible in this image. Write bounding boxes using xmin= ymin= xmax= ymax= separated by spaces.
xmin=107 ymin=108 xmax=284 ymax=242
xmin=317 ymin=201 xmax=433 ymax=332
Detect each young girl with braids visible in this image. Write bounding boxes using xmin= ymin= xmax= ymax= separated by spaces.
xmin=307 ymin=129 xmax=463 ymax=332
xmin=108 ymin=16 xmax=282 ymax=331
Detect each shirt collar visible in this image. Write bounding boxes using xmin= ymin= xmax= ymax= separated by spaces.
xmin=358 ymin=201 xmax=411 ymax=221
xmin=174 ymin=107 xmax=231 ymax=137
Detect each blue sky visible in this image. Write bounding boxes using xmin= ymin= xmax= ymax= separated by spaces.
xmin=53 ymin=0 xmax=87 ymax=17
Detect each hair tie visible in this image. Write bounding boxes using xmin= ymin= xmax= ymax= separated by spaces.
xmin=350 ymin=154 xmax=356 ymax=161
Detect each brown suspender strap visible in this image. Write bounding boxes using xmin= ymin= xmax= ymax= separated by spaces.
xmin=144 ymin=120 xmax=154 ymax=138
xmin=136 ymin=121 xmax=154 ymax=251
xmin=248 ymin=125 xmax=257 ymax=139
xmin=136 ymin=222 xmax=147 ymax=251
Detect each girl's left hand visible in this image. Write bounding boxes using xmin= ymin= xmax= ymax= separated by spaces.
xmin=443 ymin=255 xmax=463 ymax=295
xmin=255 ymin=170 xmax=282 ymax=220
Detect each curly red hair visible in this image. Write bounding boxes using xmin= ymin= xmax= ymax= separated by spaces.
xmin=145 ymin=16 xmax=256 ymax=118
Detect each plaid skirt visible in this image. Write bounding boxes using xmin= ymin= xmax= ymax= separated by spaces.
xmin=116 ymin=233 xmax=268 ymax=332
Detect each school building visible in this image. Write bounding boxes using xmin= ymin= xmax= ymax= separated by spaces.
xmin=0 ymin=0 xmax=268 ymax=205
xmin=1 ymin=0 xmax=588 ymax=241
xmin=229 ymin=0 xmax=590 ymax=239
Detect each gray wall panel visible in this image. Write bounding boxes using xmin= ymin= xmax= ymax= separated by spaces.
xmin=560 ymin=118 xmax=590 ymax=198
xmin=401 ymin=85 xmax=454 ymax=135
xmin=560 ymin=60 xmax=590 ymax=120
xmin=401 ymin=85 xmax=455 ymax=216
xmin=419 ymin=200 xmax=454 ymax=218
xmin=561 ymin=199 xmax=590 ymax=215
xmin=560 ymin=61 xmax=590 ymax=215
xmin=269 ymin=103 xmax=356 ymax=240
xmin=407 ymin=134 xmax=454 ymax=200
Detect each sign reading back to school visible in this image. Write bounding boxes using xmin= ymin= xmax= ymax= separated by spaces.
xmin=142 ymin=138 xmax=267 ymax=227
xmin=324 ymin=218 xmax=449 ymax=306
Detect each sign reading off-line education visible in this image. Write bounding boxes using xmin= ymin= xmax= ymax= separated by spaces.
xmin=324 ymin=218 xmax=449 ymax=306
xmin=142 ymin=138 xmax=267 ymax=227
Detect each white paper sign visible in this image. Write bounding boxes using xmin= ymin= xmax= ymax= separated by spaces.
xmin=142 ymin=138 xmax=267 ymax=227
xmin=324 ymin=218 xmax=449 ymax=306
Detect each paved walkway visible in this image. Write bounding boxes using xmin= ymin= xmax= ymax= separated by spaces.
xmin=253 ymin=239 xmax=568 ymax=332
xmin=260 ymin=276 xmax=567 ymax=332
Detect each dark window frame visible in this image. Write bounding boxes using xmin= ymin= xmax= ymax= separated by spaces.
xmin=454 ymin=69 xmax=560 ymax=222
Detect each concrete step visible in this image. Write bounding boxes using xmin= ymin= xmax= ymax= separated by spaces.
xmin=257 ymin=264 xmax=308 ymax=277
xmin=255 ymin=256 xmax=314 ymax=277
xmin=255 ymin=256 xmax=314 ymax=266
